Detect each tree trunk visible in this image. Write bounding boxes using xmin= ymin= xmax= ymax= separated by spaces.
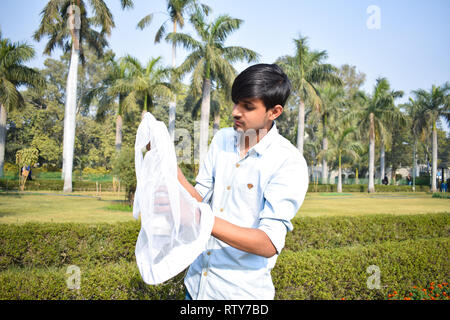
xmin=321 ymin=114 xmax=328 ymax=184
xmin=0 ymin=104 xmax=6 ymax=178
xmin=297 ymin=100 xmax=305 ymax=154
xmin=115 ymin=114 xmax=123 ymax=152
xmin=337 ymin=152 xmax=342 ymax=193
xmin=431 ymin=122 xmax=438 ymax=192
xmin=199 ymin=77 xmax=211 ymax=166
xmin=62 ymin=40 xmax=80 ymax=193
xmin=368 ymin=113 xmax=375 ymax=193
xmin=213 ymin=111 xmax=220 ymax=136
xmin=380 ymin=143 xmax=385 ymax=184
xmin=322 ymin=136 xmax=328 ymax=184
xmin=168 ymin=21 xmax=177 ymax=142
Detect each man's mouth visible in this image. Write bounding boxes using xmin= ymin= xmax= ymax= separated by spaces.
xmin=234 ymin=120 xmax=243 ymax=126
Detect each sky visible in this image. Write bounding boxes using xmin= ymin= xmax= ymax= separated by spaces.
xmin=1 ymin=0 xmax=449 ymax=130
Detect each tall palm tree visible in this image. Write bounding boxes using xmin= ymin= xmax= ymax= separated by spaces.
xmin=378 ymin=89 xmax=403 ymax=184
xmin=0 ymin=30 xmax=45 ymax=177
xmin=167 ymin=11 xmax=259 ymax=165
xmin=110 ymin=56 xmax=173 ymax=116
xmin=316 ymin=84 xmax=346 ymax=184
xmin=137 ymin=0 xmax=210 ymax=142
xmin=277 ymin=35 xmax=342 ymax=155
xmin=34 ymin=0 xmax=133 ymax=192
xmin=350 ymin=78 xmax=405 ymax=193
xmin=318 ymin=126 xmax=362 ymax=193
xmin=412 ymin=83 xmax=450 ymax=192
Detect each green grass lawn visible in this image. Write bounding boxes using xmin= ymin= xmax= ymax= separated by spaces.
xmin=298 ymin=192 xmax=450 ymax=217
xmin=0 ymin=190 xmax=448 ymax=224
xmin=0 ymin=191 xmax=133 ymax=224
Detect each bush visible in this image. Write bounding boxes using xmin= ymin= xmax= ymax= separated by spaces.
xmin=273 ymin=237 xmax=449 ymax=300
xmin=432 ymin=193 xmax=450 ymax=199
xmin=0 ymin=179 xmax=121 ymax=192
xmin=0 ymin=222 xmax=140 ymax=271
xmin=0 ymin=262 xmax=184 ymax=300
xmin=307 ymin=184 xmax=429 ymax=193
xmin=285 ymin=213 xmax=449 ymax=251
xmin=0 ymin=213 xmax=448 ymax=300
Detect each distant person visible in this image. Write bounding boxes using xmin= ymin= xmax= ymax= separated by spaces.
xmin=406 ymin=174 xmax=412 ymax=186
xmin=382 ymin=175 xmax=389 ymax=185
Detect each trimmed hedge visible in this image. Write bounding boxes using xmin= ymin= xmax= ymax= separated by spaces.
xmin=1 ymin=214 xmax=448 ymax=271
xmin=307 ymin=184 xmax=430 ymax=193
xmin=0 ymin=221 xmax=140 ymax=271
xmin=0 ymin=179 xmax=122 ymax=192
xmin=0 ymin=238 xmax=447 ymax=300
xmin=1 ymin=179 xmax=432 ymax=193
xmin=0 ymin=262 xmax=184 ymax=300
xmin=0 ymin=213 xmax=448 ymax=300
xmin=274 ymin=237 xmax=449 ymax=300
xmin=285 ymin=213 xmax=450 ymax=251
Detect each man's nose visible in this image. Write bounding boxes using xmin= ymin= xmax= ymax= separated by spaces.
xmin=232 ymin=104 xmax=241 ymax=118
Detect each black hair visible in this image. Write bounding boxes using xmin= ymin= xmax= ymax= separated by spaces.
xmin=231 ymin=63 xmax=291 ymax=110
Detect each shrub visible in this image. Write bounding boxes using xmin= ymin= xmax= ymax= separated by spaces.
xmin=0 ymin=179 xmax=120 ymax=192
xmin=432 ymin=193 xmax=450 ymax=199
xmin=285 ymin=213 xmax=449 ymax=251
xmin=0 ymin=222 xmax=140 ymax=271
xmin=0 ymin=213 xmax=448 ymax=300
xmin=306 ymin=184 xmax=429 ymax=193
xmin=0 ymin=262 xmax=185 ymax=300
xmin=274 ymin=238 xmax=449 ymax=300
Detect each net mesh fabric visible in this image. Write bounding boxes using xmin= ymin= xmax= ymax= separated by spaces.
xmin=133 ymin=112 xmax=214 ymax=285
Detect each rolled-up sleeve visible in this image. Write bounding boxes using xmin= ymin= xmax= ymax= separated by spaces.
xmin=258 ymin=154 xmax=309 ymax=254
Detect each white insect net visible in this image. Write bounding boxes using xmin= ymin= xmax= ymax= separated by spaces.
xmin=133 ymin=112 xmax=214 ymax=285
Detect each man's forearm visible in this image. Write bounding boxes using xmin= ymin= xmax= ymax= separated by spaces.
xmin=211 ymin=217 xmax=277 ymax=258
xmin=177 ymin=165 xmax=276 ymax=258
xmin=177 ymin=166 xmax=203 ymax=202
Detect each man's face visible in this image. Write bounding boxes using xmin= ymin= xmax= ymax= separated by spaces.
xmin=232 ymin=98 xmax=276 ymax=134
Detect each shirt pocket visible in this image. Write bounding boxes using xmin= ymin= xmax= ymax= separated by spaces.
xmin=237 ymin=181 xmax=261 ymax=215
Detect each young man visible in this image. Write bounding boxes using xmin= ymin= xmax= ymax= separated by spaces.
xmin=177 ymin=63 xmax=309 ymax=299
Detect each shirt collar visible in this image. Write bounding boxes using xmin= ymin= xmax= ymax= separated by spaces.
xmin=234 ymin=121 xmax=279 ymax=156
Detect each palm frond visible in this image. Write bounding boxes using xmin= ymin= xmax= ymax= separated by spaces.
xmin=137 ymin=13 xmax=154 ymax=30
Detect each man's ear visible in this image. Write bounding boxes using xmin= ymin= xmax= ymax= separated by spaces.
xmin=270 ymin=105 xmax=283 ymax=120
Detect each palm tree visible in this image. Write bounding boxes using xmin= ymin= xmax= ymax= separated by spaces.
xmin=276 ymin=35 xmax=342 ymax=155
xmin=350 ymin=78 xmax=405 ymax=193
xmin=378 ymin=89 xmax=403 ymax=184
xmin=0 ymin=30 xmax=45 ymax=177
xmin=318 ymin=126 xmax=362 ymax=193
xmin=34 ymin=0 xmax=133 ymax=192
xmin=137 ymin=0 xmax=210 ymax=142
xmin=167 ymin=11 xmax=259 ymax=165
xmin=316 ymin=84 xmax=346 ymax=184
xmin=412 ymin=83 xmax=450 ymax=192
xmin=110 ymin=56 xmax=173 ymax=116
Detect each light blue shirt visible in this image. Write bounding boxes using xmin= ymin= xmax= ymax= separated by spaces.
xmin=184 ymin=122 xmax=309 ymax=300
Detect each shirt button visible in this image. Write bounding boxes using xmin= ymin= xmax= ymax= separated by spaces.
xmin=226 ymin=186 xmax=231 ymax=190
xmin=236 ymin=163 xmax=240 ymax=168
xmin=203 ymin=271 xmax=207 ymax=276
xmin=220 ymin=208 xmax=224 ymax=212
xmin=207 ymin=251 xmax=211 ymax=256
